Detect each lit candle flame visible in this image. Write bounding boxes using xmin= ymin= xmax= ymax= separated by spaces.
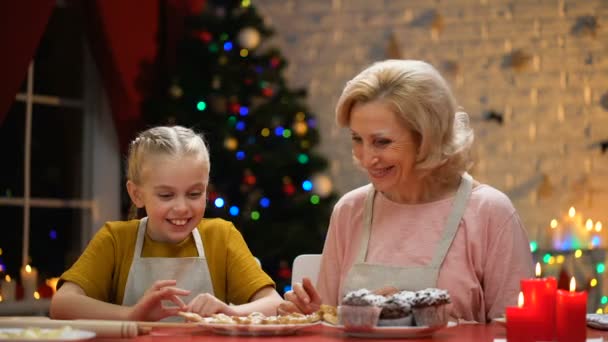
xmin=518 ymin=291 xmax=524 ymax=307
xmin=569 ymin=277 xmax=576 ymax=292
xmin=25 ymin=265 xmax=32 ymax=273
xmin=4 ymin=275 xmax=11 ymax=282
xmin=569 ymin=207 xmax=576 ymax=218
xmin=596 ymin=222 xmax=603 ymax=233
xmin=550 ymin=219 xmax=558 ymax=229
xmin=535 ymin=262 xmax=541 ymax=277
xmin=586 ymin=219 xmax=594 ymax=231
xmin=33 ymin=291 xmax=40 ymax=300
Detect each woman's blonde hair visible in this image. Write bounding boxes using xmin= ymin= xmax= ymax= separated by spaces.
xmin=126 ymin=126 xmax=210 ymax=218
xmin=335 ymin=59 xmax=473 ymax=186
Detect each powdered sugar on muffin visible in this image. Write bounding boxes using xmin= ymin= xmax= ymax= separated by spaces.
xmin=411 ymin=288 xmax=451 ymax=307
xmin=342 ymin=289 xmax=373 ymax=305
xmin=410 ymin=288 xmax=451 ymax=327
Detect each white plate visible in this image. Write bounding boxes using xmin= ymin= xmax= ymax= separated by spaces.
xmin=199 ymin=321 xmax=320 ymax=336
xmin=0 ymin=328 xmax=96 ymax=341
xmin=322 ymin=321 xmax=457 ymax=338
xmin=587 ymin=313 xmax=608 ymax=330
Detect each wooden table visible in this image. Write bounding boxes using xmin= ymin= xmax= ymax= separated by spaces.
xmin=92 ymin=323 xmax=608 ymax=342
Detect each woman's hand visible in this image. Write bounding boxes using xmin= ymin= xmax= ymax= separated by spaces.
xmin=129 ymin=280 xmax=190 ymax=321
xmin=278 ymin=277 xmax=321 ymax=315
xmin=186 ymin=293 xmax=238 ymax=317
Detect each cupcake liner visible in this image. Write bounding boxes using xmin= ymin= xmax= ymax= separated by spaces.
xmin=338 ymin=305 xmax=382 ymax=329
xmin=377 ymin=314 xmax=414 ymax=327
xmin=412 ymin=304 xmax=448 ymax=327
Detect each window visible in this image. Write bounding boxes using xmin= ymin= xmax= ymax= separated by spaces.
xmin=0 ymin=2 xmax=120 ymax=288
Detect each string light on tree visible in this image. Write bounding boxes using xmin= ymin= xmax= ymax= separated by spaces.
xmin=224 ymin=137 xmax=238 ymax=150
xmin=293 ymin=121 xmax=308 ymax=136
xmin=312 ymin=174 xmax=333 ymax=198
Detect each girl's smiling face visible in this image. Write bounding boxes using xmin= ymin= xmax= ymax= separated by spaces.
xmin=349 ymin=100 xmax=420 ymax=201
xmin=128 ymin=154 xmax=208 ymax=243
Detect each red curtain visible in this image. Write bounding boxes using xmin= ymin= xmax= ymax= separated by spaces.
xmin=81 ymin=0 xmax=203 ymax=152
xmin=0 ymin=1 xmax=55 ymax=126
xmin=82 ymin=1 xmax=160 ymax=153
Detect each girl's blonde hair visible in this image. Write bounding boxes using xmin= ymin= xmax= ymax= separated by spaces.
xmin=335 ymin=59 xmax=474 ymax=187
xmin=126 ymin=126 xmax=210 ymax=218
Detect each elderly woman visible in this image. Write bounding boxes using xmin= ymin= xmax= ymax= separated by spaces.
xmin=279 ymin=60 xmax=533 ymax=323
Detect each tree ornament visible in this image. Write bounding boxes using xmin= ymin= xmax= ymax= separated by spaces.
xmin=283 ymin=183 xmax=296 ymax=196
xmin=169 ymin=84 xmax=183 ymax=99
xmin=312 ymin=174 xmax=333 ymax=198
xmin=224 ymin=137 xmax=238 ymax=150
xmin=209 ymin=95 xmax=227 ymax=112
xmin=238 ymin=27 xmax=261 ymax=49
xmin=197 ymin=30 xmax=213 ymax=43
xmin=212 ymin=76 xmax=222 ymax=89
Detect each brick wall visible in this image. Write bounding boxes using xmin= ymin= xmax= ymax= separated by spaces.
xmin=254 ymin=0 xmax=608 ymax=246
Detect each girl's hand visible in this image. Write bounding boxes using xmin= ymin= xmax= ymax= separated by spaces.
xmin=129 ymin=280 xmax=190 ymax=321
xmin=278 ymin=277 xmax=321 ymax=315
xmin=186 ymin=293 xmax=238 ymax=317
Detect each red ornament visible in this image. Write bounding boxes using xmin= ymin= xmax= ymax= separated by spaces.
xmin=197 ymin=31 xmax=213 ymax=43
xmin=262 ymin=87 xmax=273 ymax=97
xmin=208 ymin=191 xmax=218 ymax=202
xmin=270 ymin=57 xmax=281 ymax=68
xmin=283 ymin=183 xmax=296 ymax=196
xmin=244 ymin=174 xmax=257 ymax=185
xmin=253 ymin=154 xmax=262 ymax=162
xmin=229 ymin=103 xmax=241 ymax=113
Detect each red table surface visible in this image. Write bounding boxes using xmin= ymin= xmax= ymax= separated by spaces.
xmin=93 ymin=323 xmax=608 ymax=342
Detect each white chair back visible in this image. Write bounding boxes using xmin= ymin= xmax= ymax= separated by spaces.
xmin=291 ymin=254 xmax=322 ymax=286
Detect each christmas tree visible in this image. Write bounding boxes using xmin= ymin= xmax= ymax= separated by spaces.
xmin=142 ymin=0 xmax=337 ymax=277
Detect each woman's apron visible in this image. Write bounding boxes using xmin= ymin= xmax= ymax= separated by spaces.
xmin=342 ymin=173 xmax=473 ymax=296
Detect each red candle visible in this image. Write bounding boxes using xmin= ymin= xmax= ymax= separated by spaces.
xmin=520 ymin=263 xmax=557 ymax=341
xmin=556 ymin=277 xmax=587 ymax=342
xmin=506 ymin=292 xmax=539 ymax=342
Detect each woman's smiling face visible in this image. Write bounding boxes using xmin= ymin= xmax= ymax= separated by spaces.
xmin=349 ymin=100 xmax=420 ymax=199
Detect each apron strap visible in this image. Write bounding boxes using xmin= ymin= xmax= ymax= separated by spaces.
xmin=429 ymin=172 xmax=473 ymax=267
xmin=132 ymin=217 xmax=148 ymax=260
xmin=192 ymin=225 xmax=205 ymax=257
xmin=354 ymin=185 xmax=376 ymax=263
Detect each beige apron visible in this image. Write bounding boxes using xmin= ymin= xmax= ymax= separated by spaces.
xmin=122 ymin=217 xmax=214 ymax=321
xmin=342 ymin=173 xmax=473 ymax=298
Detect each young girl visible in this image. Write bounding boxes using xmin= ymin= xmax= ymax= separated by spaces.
xmin=51 ymin=126 xmax=282 ymax=321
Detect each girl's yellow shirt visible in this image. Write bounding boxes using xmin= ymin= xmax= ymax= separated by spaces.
xmin=59 ymin=218 xmax=274 ymax=305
